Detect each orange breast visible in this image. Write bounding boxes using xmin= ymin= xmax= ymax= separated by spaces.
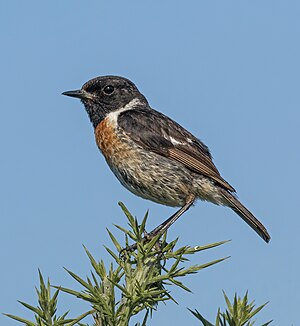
xmin=95 ymin=118 xmax=117 ymax=159
xmin=94 ymin=117 xmax=134 ymax=164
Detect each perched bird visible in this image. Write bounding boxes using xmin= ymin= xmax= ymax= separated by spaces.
xmin=62 ymin=76 xmax=270 ymax=243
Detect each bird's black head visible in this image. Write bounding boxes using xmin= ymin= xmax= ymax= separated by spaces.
xmin=62 ymin=76 xmax=148 ymax=128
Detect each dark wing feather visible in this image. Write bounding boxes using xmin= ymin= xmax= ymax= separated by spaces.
xmin=118 ymin=107 xmax=235 ymax=192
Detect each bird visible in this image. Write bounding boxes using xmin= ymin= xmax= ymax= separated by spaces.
xmin=62 ymin=75 xmax=270 ymax=244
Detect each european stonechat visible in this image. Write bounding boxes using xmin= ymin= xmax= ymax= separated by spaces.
xmin=62 ymin=76 xmax=270 ymax=243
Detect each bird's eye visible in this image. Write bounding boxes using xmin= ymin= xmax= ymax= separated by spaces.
xmin=103 ymin=85 xmax=115 ymax=95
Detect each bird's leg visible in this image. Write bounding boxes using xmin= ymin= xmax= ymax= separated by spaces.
xmin=147 ymin=195 xmax=195 ymax=238
xmin=121 ymin=195 xmax=195 ymax=254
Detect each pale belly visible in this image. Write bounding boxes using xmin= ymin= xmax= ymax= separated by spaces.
xmin=94 ymin=117 xmax=222 ymax=207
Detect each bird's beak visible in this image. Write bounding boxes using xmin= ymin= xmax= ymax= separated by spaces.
xmin=62 ymin=89 xmax=96 ymax=101
xmin=62 ymin=89 xmax=84 ymax=98
xmin=62 ymin=89 xmax=84 ymax=99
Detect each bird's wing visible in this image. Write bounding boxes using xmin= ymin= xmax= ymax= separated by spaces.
xmin=118 ymin=107 xmax=235 ymax=192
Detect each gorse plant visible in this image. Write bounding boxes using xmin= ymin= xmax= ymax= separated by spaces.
xmin=5 ymin=203 xmax=270 ymax=325
xmin=4 ymin=270 xmax=91 ymax=326
xmin=57 ymin=203 xmax=227 ymax=325
xmin=189 ymin=291 xmax=271 ymax=326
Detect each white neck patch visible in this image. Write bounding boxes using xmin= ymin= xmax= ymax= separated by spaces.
xmin=106 ymin=98 xmax=142 ymax=125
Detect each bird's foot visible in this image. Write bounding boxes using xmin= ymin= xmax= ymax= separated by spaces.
xmin=119 ymin=230 xmax=165 ymax=258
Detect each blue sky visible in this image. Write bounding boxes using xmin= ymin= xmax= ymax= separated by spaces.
xmin=0 ymin=1 xmax=299 ymax=325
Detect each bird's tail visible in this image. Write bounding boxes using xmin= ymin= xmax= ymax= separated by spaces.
xmin=221 ymin=190 xmax=271 ymax=243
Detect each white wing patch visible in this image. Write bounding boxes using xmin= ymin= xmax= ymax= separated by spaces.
xmin=169 ymin=136 xmax=186 ymax=146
